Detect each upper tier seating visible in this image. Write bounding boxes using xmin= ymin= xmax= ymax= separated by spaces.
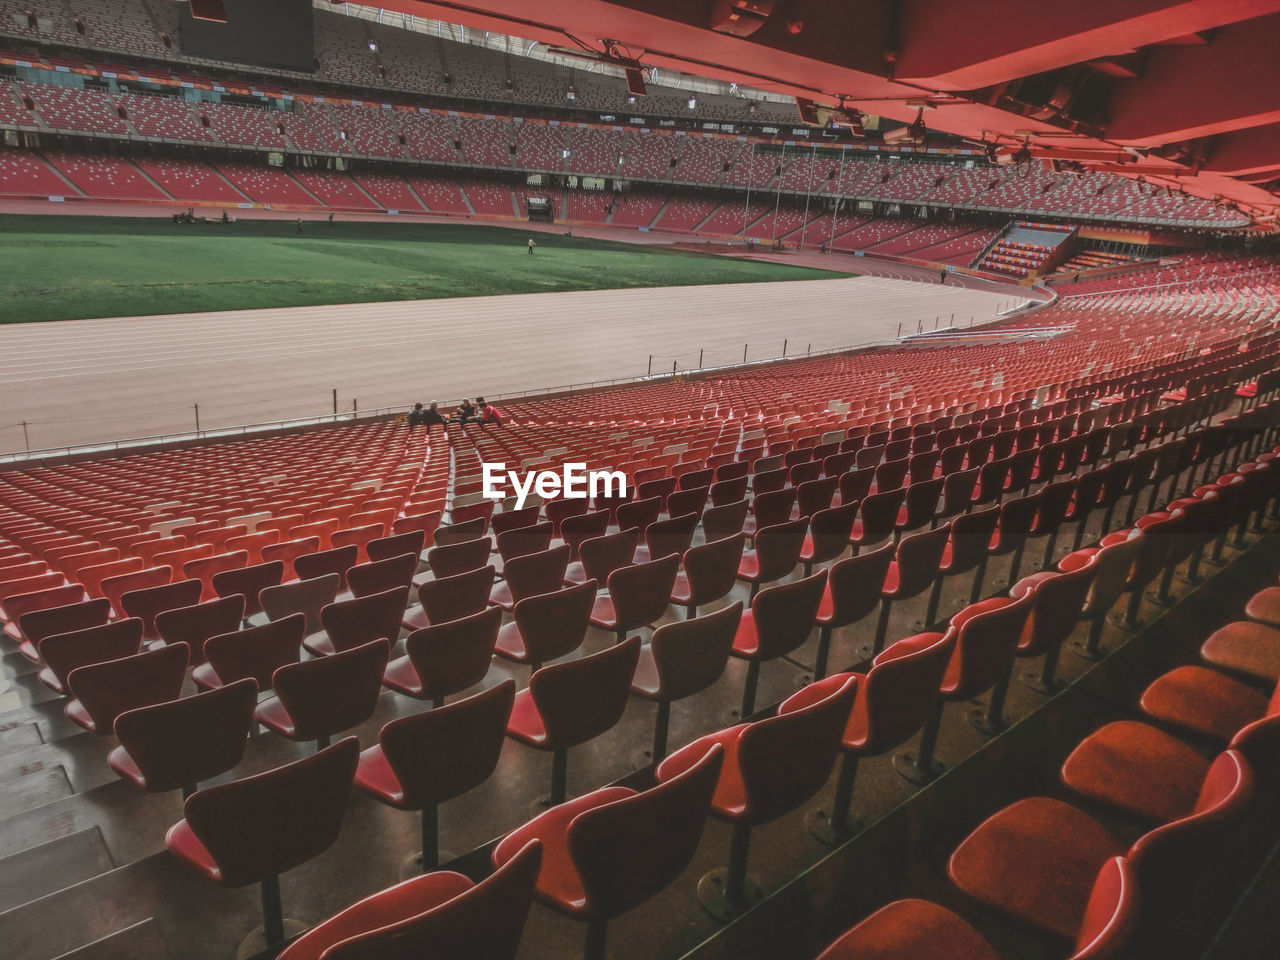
xmin=23 ymin=82 xmax=128 ymax=134
xmin=199 ymin=101 xmax=288 ymax=149
xmin=116 ymin=90 xmax=213 ymax=142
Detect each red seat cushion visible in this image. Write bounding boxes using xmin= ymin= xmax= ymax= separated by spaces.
xmin=490 ymin=786 xmax=634 ymax=917
xmin=948 ymin=797 xmax=1124 ymax=941
xmin=277 ymin=871 xmax=473 ymax=960
xmin=731 ymin=609 xmax=760 ymax=658
xmin=1245 ymin=587 xmax=1280 ymax=629
xmin=165 ymin=819 xmax=223 ymax=883
xmin=1200 ymin=620 xmax=1280 ymax=684
xmin=1060 ymin=720 xmax=1209 ymax=823
xmin=656 ymin=725 xmax=749 ymax=820
xmin=1139 ymin=665 xmax=1268 ymax=742
xmin=588 ymin=594 xmax=619 ymax=630
xmin=816 ymin=898 xmax=1000 ymax=960
xmin=380 ymin=655 xmax=424 ymax=697
xmin=506 ymin=687 xmax=549 ymax=747
xmin=494 ymin=620 xmax=530 ymax=662
xmin=354 ymin=745 xmax=409 ymax=808
xmin=630 ymin=643 xmax=662 ymax=698
xmin=107 ymin=745 xmax=147 ymax=789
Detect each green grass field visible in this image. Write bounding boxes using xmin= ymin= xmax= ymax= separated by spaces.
xmin=0 ymin=215 xmax=847 ymax=324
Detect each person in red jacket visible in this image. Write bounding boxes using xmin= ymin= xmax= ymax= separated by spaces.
xmin=478 ymin=398 xmax=505 ymax=427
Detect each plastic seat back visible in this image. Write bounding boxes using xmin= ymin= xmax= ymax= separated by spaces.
xmin=367 ymin=529 xmax=426 ymax=565
xmin=1076 ymin=535 xmax=1143 ymax=617
xmin=861 ymin=631 xmax=956 ymax=751
xmin=67 ymin=642 xmax=190 ymax=734
xmin=891 ymin=524 xmax=951 ymax=599
xmin=900 ymin=477 xmax=944 ymax=532
xmin=709 ymin=475 xmax=749 ymax=507
xmin=294 ymin=544 xmax=360 ymax=587
xmin=643 ymin=512 xmax=699 ymax=561
xmin=946 ymin=592 xmax=1035 ymax=700
xmin=648 ymin=601 xmax=743 ymax=701
xmin=155 ymin=595 xmax=246 ymax=661
xmin=405 ymin=607 xmax=502 ymax=703
xmin=1035 ymin=478 xmax=1078 ymax=532
xmin=838 ymin=467 xmax=874 ymax=507
xmin=19 ymin=597 xmax=110 ymax=648
xmin=737 ymin=675 xmax=857 ymax=824
xmin=114 ymin=679 xmax=259 ymax=793
xmin=852 ymin=489 xmax=904 ymax=547
xmin=605 ymin=553 xmax=680 ymax=632
xmin=392 ymin=510 xmax=442 ymax=542
xmin=529 ymin=636 xmax=641 ymax=749
xmin=1016 ymin=561 xmax=1097 ymax=657
xmin=184 ymin=551 xmax=249 ymax=602
xmin=496 ymin=521 xmax=554 ymax=563
xmin=617 ymin=496 xmax=662 ymax=534
xmin=1127 ymin=750 xmax=1253 ymax=922
xmin=501 ymin=544 xmax=572 ymax=606
xmin=750 ymin=569 xmax=828 ymax=660
xmin=748 ymin=517 xmax=808 ymax=583
xmin=679 ymin=533 xmax=745 ymax=609
xmin=944 ymin=505 xmax=1000 ymax=575
xmin=560 ymin=509 xmax=610 ymax=562
xmin=992 ymin=494 xmax=1040 ymax=555
xmin=570 ymin=744 xmax=724 ymax=918
xmin=417 ymin=565 xmax=496 ymax=626
xmin=750 ymin=468 xmax=788 ymax=497
xmin=347 ymin=553 xmax=417 ymax=598
xmin=434 ymin=517 xmax=488 ymax=546
xmin=5 ymin=582 xmax=88 ymax=626
xmin=381 ymin=679 xmax=515 ymax=807
xmin=427 ymin=538 xmax=492 ymax=579
xmin=578 ymin=528 xmax=640 ymax=584
xmin=176 ymin=737 xmax=360 ymax=887
xmin=286 ymin=839 xmax=541 ymax=960
xmin=122 ymin=578 xmax=204 ymax=640
xmin=796 ymin=476 xmax=839 ymax=519
xmin=40 ymin=618 xmax=144 ymax=692
xmin=271 ymin=638 xmax=391 ymax=739
xmin=544 ymin=497 xmax=589 ymax=536
xmin=321 ymin=586 xmax=410 ymax=652
xmin=702 ymin=499 xmax=749 ymax=540
xmin=823 ymin=542 xmax=894 ymax=629
xmin=260 ymin=574 xmax=341 ymax=636
xmin=262 ymin=537 xmax=321 ymax=582
xmin=203 ymin=614 xmax=305 ymax=689
xmin=212 ymin=561 xmax=284 ymax=617
xmin=1068 ymin=856 xmax=1139 ymax=960
xmin=511 ymin=579 xmax=597 ymax=666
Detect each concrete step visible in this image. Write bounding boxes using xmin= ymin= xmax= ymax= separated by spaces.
xmin=52 ymin=919 xmax=168 ymax=960
xmin=0 ymin=827 xmax=113 ymax=914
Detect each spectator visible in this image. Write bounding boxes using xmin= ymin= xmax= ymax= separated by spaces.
xmin=407 ymin=402 xmax=427 ymax=428
xmin=480 ymin=399 xmax=505 ymax=427
xmin=452 ymin=398 xmax=476 ymax=424
xmin=421 ymin=402 xmax=445 ymax=428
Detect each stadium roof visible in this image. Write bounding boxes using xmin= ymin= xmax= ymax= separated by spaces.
xmin=348 ymin=0 xmax=1280 ymax=225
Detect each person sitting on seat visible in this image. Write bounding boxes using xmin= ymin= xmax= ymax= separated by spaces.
xmin=407 ymin=403 xmax=428 ymax=429
xmin=479 ymin=399 xmax=505 ymax=427
xmin=421 ymin=402 xmax=446 ymax=429
xmin=453 ymin=399 xmax=476 ymax=424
